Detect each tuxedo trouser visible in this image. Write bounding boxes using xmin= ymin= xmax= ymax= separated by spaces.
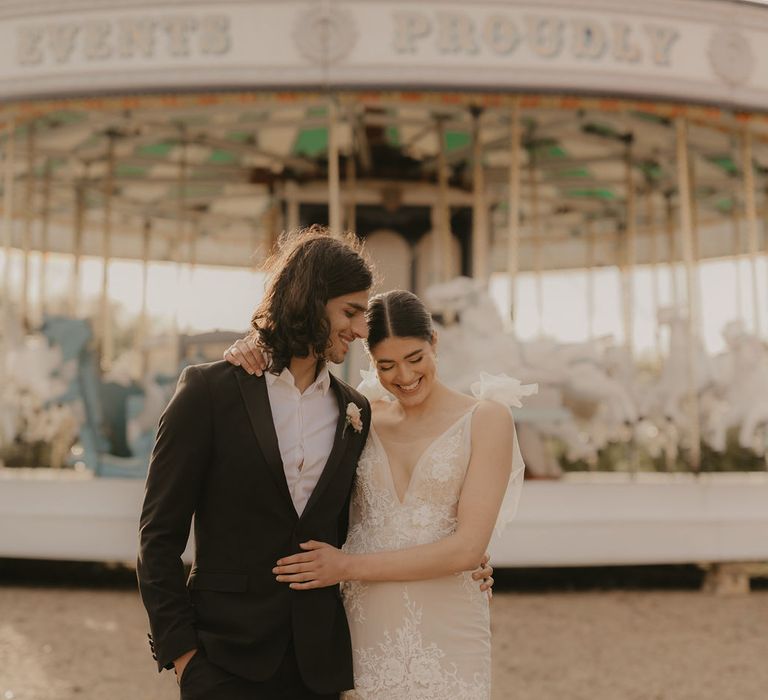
xmin=178 ymin=641 xmax=341 ymax=700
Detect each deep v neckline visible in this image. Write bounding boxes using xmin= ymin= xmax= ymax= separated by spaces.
xmin=371 ymin=407 xmax=477 ymax=505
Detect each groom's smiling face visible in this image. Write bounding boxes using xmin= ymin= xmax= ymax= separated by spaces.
xmin=323 ymin=290 xmax=370 ymax=364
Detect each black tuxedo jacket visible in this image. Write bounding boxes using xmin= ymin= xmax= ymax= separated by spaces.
xmin=137 ymin=360 xmax=371 ymax=693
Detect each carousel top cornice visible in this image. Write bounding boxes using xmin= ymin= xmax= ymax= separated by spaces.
xmin=0 ymin=0 xmax=768 ymax=109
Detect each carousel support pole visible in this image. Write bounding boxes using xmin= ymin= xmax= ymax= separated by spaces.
xmin=585 ymin=218 xmax=596 ymax=342
xmin=70 ymin=183 xmax=85 ymax=316
xmin=136 ymin=218 xmax=151 ymax=377
xmin=21 ymin=121 xmax=36 ymax=329
xmin=172 ymin=134 xmax=187 ymax=361
xmin=38 ymin=158 xmax=51 ymax=323
xmin=1 ymin=117 xmax=16 ymax=324
xmin=99 ymin=135 xmax=116 ymax=371
xmin=741 ymin=126 xmax=762 ymax=337
xmin=435 ymin=115 xmax=452 ymax=283
xmin=621 ymin=138 xmax=636 ymax=358
xmin=645 ymin=188 xmax=662 ymax=359
xmin=506 ymin=97 xmax=522 ymax=329
xmin=345 ymin=150 xmax=357 ymax=234
xmin=286 ymin=180 xmax=300 ymax=234
xmin=664 ymin=190 xmax=679 ymax=309
xmin=471 ymin=107 xmax=489 ymax=284
xmin=688 ymin=155 xmax=704 ymax=335
xmin=328 ymin=98 xmax=342 ymax=237
xmin=730 ymin=187 xmax=743 ymax=321
xmin=528 ymin=144 xmax=544 ymax=336
xmin=675 ymin=117 xmax=701 ymax=473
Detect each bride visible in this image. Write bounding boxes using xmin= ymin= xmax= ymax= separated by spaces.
xmin=226 ymin=289 xmax=531 ymax=699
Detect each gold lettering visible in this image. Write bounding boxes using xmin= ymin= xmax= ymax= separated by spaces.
xmin=116 ymin=18 xmax=155 ymax=58
xmin=392 ymin=11 xmax=431 ymax=53
xmin=162 ymin=16 xmax=197 ymax=57
xmin=17 ymin=26 xmax=44 ymax=65
xmin=645 ymin=25 xmax=679 ymax=66
xmin=83 ymin=21 xmax=112 ymax=60
xmin=483 ymin=15 xmax=520 ymax=55
xmin=526 ymin=16 xmax=563 ymax=58
xmin=572 ymin=20 xmax=606 ymax=60
xmin=47 ymin=24 xmax=79 ymax=64
xmin=199 ymin=15 xmax=230 ymax=55
xmin=612 ymin=22 xmax=642 ymax=63
xmin=436 ymin=12 xmax=477 ymax=54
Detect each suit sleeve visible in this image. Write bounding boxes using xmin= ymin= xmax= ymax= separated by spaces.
xmin=136 ymin=365 xmax=212 ymax=671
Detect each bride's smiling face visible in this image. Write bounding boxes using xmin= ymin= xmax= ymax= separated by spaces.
xmin=371 ymin=334 xmax=438 ymax=407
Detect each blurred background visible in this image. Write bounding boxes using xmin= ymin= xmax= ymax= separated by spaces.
xmin=1 ymin=0 xmax=768 ymax=698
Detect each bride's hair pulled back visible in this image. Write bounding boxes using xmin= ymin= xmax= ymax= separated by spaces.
xmin=366 ymin=290 xmax=434 ymax=351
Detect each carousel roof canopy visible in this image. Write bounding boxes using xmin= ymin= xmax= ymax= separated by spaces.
xmin=1 ymin=91 xmax=767 ymax=272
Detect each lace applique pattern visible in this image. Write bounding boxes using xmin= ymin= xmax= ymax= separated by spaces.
xmin=342 ymin=590 xmax=490 ymax=700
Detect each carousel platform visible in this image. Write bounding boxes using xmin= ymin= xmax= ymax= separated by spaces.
xmin=1 ymin=467 xmax=767 ymax=567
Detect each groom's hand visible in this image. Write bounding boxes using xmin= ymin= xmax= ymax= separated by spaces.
xmin=173 ymin=648 xmax=197 ymax=684
xmin=273 ymin=540 xmax=349 ymax=589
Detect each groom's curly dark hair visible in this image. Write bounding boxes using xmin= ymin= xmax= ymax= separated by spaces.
xmin=250 ymin=225 xmax=373 ymax=374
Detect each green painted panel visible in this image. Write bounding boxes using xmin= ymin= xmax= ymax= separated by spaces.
xmin=553 ymin=167 xmax=590 ymax=179
xmin=115 ymin=164 xmax=147 ymax=177
xmin=136 ymin=142 xmax=176 ymax=158
xmin=294 ymin=128 xmax=328 ymax=156
xmin=386 ymin=125 xmax=400 ymax=147
xmin=715 ymin=197 xmax=734 ymax=213
xmin=708 ymin=155 xmax=738 ymax=176
xmin=566 ymin=188 xmax=616 ymax=200
xmin=227 ymin=131 xmax=252 ymax=143
xmin=208 ymin=149 xmax=238 ymax=165
xmin=445 ymin=131 xmax=470 ymax=152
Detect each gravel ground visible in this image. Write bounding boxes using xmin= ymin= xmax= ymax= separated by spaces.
xmin=1 ymin=584 xmax=766 ymax=700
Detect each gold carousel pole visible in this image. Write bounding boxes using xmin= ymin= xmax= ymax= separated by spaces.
xmin=741 ymin=125 xmax=762 ymax=337
xmin=327 ymin=97 xmax=342 ymax=237
xmin=21 ymin=121 xmax=36 ymax=328
xmin=529 ymin=144 xmax=544 ymax=337
xmin=471 ymin=107 xmax=489 ymax=284
xmin=1 ymin=117 xmax=16 ymax=321
xmin=730 ymin=185 xmax=743 ymax=321
xmin=136 ymin=218 xmax=151 ymax=376
xmin=285 ymin=180 xmax=300 ymax=234
xmin=38 ymin=158 xmax=51 ymax=323
xmin=345 ymin=150 xmax=357 ymax=234
xmin=172 ymin=133 xmax=187 ymax=361
xmin=70 ymin=182 xmax=85 ymax=316
xmin=645 ymin=188 xmax=662 ymax=359
xmin=664 ymin=190 xmax=680 ymax=309
xmin=506 ymin=97 xmax=522 ymax=329
xmin=621 ymin=139 xmax=636 ymax=358
xmin=586 ymin=218 xmax=596 ymax=341
xmin=675 ymin=117 xmax=701 ymax=473
xmin=99 ymin=135 xmax=115 ymax=371
xmin=435 ymin=115 xmax=452 ymax=283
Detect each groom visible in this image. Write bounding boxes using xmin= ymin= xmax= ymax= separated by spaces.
xmin=137 ymin=227 xmax=374 ymax=699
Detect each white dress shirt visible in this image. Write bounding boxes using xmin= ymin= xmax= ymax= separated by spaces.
xmin=265 ymin=365 xmax=339 ymax=516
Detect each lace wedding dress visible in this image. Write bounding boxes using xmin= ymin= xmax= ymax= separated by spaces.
xmin=341 ymin=373 xmax=534 ymax=699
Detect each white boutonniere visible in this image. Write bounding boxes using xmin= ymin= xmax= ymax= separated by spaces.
xmin=343 ymin=402 xmax=363 ymax=437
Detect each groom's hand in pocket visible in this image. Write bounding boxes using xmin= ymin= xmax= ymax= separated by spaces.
xmin=174 ymin=648 xmax=197 ymax=685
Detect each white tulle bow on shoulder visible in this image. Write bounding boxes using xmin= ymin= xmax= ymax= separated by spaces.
xmin=357 ymin=367 xmax=395 ymax=402
xmin=471 ymin=372 xmax=537 ymax=537
xmin=470 ymin=372 xmax=538 ymax=407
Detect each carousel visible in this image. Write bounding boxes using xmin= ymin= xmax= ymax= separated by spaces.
xmin=1 ymin=0 xmax=767 ymax=571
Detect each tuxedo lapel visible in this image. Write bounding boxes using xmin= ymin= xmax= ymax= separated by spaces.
xmin=234 ymin=370 xmax=296 ymax=515
xmin=300 ymin=376 xmax=351 ymax=520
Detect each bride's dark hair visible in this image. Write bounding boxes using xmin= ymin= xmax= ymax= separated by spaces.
xmin=366 ymin=290 xmax=434 ymax=351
